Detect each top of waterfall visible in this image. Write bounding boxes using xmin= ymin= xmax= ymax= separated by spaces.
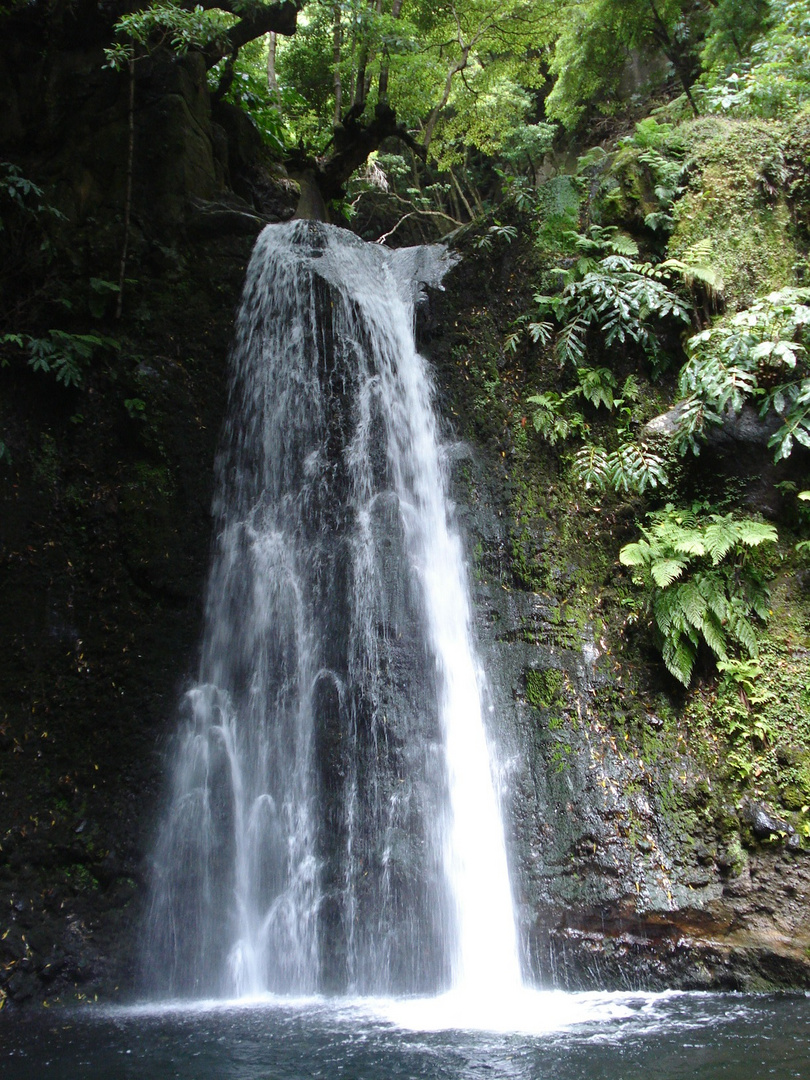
xmin=253 ymin=221 xmax=458 ymax=308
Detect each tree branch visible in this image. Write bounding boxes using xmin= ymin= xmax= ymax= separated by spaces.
xmin=287 ymin=101 xmax=427 ymax=204
xmin=200 ymin=0 xmax=304 ymax=68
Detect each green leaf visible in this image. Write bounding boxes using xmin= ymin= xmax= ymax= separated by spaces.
xmin=651 ymin=558 xmax=687 ymax=587
xmin=662 ymin=635 xmax=696 ymax=686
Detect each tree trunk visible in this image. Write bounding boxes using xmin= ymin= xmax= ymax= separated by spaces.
xmin=332 ymin=5 xmax=342 ymax=125
xmin=267 ymin=31 xmax=283 ymax=110
xmin=377 ymin=0 xmax=403 ymax=101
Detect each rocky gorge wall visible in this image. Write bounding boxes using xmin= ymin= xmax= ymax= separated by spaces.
xmin=423 ymin=237 xmax=810 ymax=994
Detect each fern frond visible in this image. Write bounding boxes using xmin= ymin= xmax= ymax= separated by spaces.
xmin=696 ymin=571 xmax=729 ymax=623
xmin=662 ymin=634 xmax=697 ymax=686
xmin=702 ymin=519 xmax=739 ymax=563
xmin=573 ymin=444 xmax=610 ymax=489
xmin=669 ymin=530 xmax=706 ymax=556
xmin=578 ymin=366 xmax=616 ymax=409
xmin=619 ymin=539 xmax=653 ymax=568
xmin=676 ymin=581 xmax=707 ymax=631
xmin=736 ymin=520 xmax=778 ymax=548
xmin=652 ymin=588 xmax=680 ymax=636
xmin=609 ymin=442 xmax=668 ymax=493
xmin=700 ymin=610 xmax=728 ymax=661
xmin=727 ymin=607 xmax=759 ymax=658
xmin=528 ymin=321 xmax=554 ymax=346
xmin=650 ymin=558 xmax=688 ymax=588
xmin=555 ymin=315 xmax=589 ymax=367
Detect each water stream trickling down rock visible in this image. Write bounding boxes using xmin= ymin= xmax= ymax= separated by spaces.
xmin=142 ymin=221 xmax=522 ymax=1001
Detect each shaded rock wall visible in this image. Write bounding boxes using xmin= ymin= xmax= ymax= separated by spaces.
xmin=0 ymin=18 xmax=298 ymax=1006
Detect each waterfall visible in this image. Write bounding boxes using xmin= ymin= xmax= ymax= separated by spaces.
xmin=143 ymin=221 xmax=522 ymax=1001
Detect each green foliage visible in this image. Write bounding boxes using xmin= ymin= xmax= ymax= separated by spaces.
xmin=700 ymin=0 xmax=810 ymax=119
xmin=527 ymin=175 xmax=583 ymax=256
xmin=499 ymin=122 xmax=558 ymax=174
xmin=473 ymin=223 xmax=517 ymax=251
xmin=276 ymin=0 xmax=551 ymax=166
xmin=668 ymin=117 xmax=799 ymax=310
xmin=526 ymin=389 xmax=586 ymax=446
xmin=124 ymin=397 xmax=147 ymax=420
xmin=701 ymin=0 xmax=769 ymax=75
xmin=0 ymin=161 xmax=63 ymax=228
xmin=716 ymin=657 xmax=775 ymax=745
xmin=104 ymin=0 xmax=234 ymax=69
xmin=526 ymin=668 xmax=565 ymax=709
xmin=620 ymin=504 xmax=777 ymax=685
xmin=573 ymin=439 xmax=668 ymax=494
xmin=584 ymin=118 xmax=689 ymax=240
xmin=213 ymin=42 xmax=290 ymax=153
xmin=536 ymin=253 xmax=691 ymax=372
xmin=545 ymin=0 xmax=704 ymax=129
xmin=0 ymin=331 xmax=118 ymax=387
xmin=673 ymin=286 xmax=810 ymax=460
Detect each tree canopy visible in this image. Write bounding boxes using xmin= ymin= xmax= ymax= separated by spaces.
xmin=4 ymin=0 xmax=810 ymax=215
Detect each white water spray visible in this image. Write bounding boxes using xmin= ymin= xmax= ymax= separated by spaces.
xmin=143 ymin=221 xmax=522 ymax=1002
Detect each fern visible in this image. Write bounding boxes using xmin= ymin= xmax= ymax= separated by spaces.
xmin=527 ymin=320 xmax=554 ymax=346
xmin=534 ymin=251 xmax=693 ymax=377
xmin=572 ymin=444 xmax=611 ymax=489
xmin=527 ymin=391 xmax=586 ymax=446
xmin=619 ymin=505 xmax=777 ymax=685
xmin=577 ymin=366 xmax=616 ymax=409
xmin=570 ymin=439 xmax=668 ymax=494
xmin=661 ymin=237 xmax=722 ymax=286
xmin=672 ymin=286 xmax=810 ymax=460
xmin=608 ymin=441 xmax=668 ymax=493
xmin=553 ymin=314 xmax=588 ymax=366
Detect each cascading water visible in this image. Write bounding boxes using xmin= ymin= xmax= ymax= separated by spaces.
xmin=143 ymin=220 xmax=522 ymax=1003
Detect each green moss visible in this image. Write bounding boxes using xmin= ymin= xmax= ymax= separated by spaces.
xmin=677 ymin=549 xmax=810 ymax=820
xmin=526 ymin=667 xmax=565 ymax=709
xmin=785 ymin=106 xmax=810 ymax=242
xmin=594 ymin=145 xmax=661 ymax=231
xmin=669 ymin=117 xmax=801 ymax=310
xmin=65 ymin=864 xmax=98 ymax=892
xmin=722 ymin=832 xmax=748 ymax=877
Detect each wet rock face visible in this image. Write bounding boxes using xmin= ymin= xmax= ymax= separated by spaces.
xmin=422 ymin=261 xmax=810 ymax=995
xmin=441 ymin=440 xmax=810 ymax=993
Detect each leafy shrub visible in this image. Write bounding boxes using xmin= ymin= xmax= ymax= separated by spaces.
xmin=673 ymin=286 xmax=810 ymax=460
xmin=700 ymin=0 xmax=810 ymax=119
xmin=0 ymin=331 xmax=118 ymax=387
xmin=536 ymin=253 xmax=692 ymax=370
xmin=104 ymin=1 xmax=233 ymax=68
xmin=572 ymin=439 xmax=668 ymax=494
xmin=620 ymin=505 xmax=777 ymax=685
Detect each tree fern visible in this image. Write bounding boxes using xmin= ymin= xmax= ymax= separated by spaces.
xmin=620 ymin=505 xmax=777 ymax=686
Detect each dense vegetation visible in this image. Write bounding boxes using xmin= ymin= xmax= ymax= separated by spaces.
xmin=9 ymin=0 xmax=807 ymax=673
xmin=2 ymin=0 xmax=810 ymax=1004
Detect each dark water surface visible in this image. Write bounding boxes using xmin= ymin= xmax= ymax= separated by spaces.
xmin=2 ymin=991 xmax=809 ymax=1079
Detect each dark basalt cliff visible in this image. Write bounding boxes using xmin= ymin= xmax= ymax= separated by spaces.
xmin=1 ymin=16 xmax=809 ymax=1008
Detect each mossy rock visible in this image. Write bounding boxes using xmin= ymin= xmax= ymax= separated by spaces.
xmin=669 ymin=117 xmax=801 ymax=311
xmin=526 ymin=667 xmax=566 ymax=709
xmin=593 ymin=144 xmax=660 ymax=232
xmin=785 ymin=105 xmax=810 ymax=244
